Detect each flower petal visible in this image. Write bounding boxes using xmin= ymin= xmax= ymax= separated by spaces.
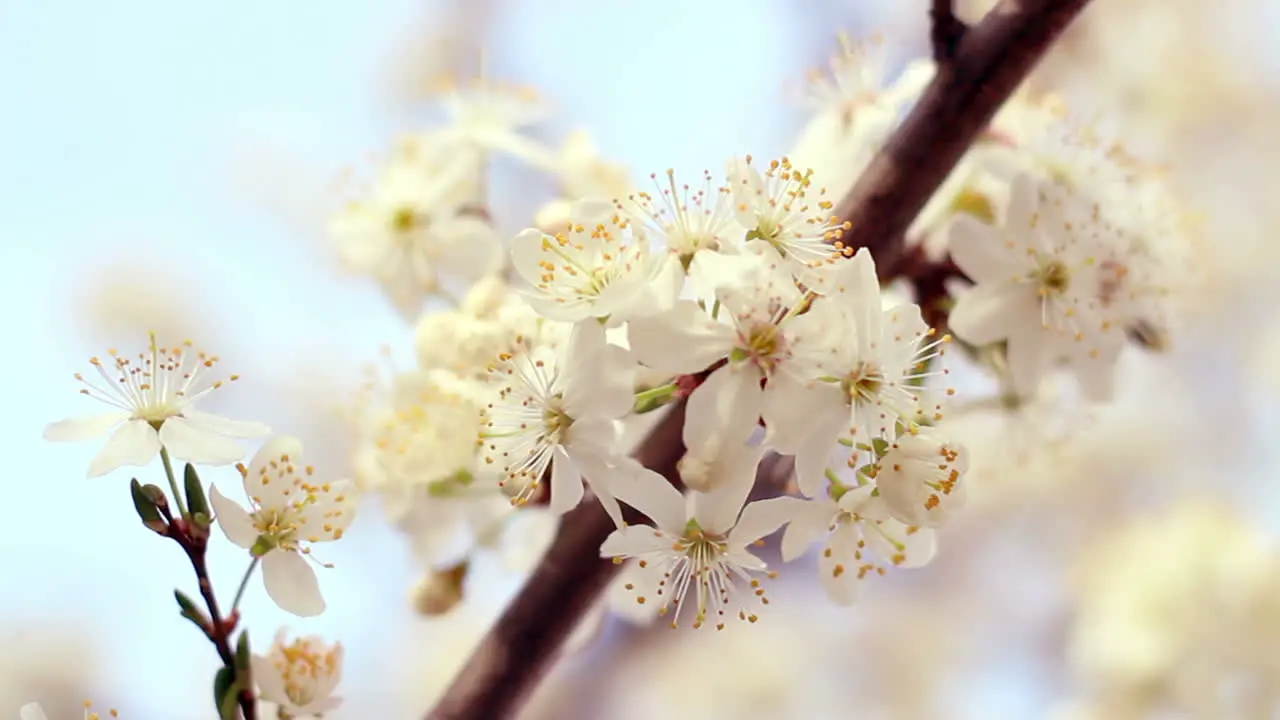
xmin=208 ymin=484 xmax=259 ymax=549
xmin=729 ymin=495 xmax=803 ymax=547
xmin=243 ymin=436 xmax=306 ymax=504
xmin=19 ymin=703 xmax=49 ymax=720
xmin=261 ymin=550 xmax=325 ymax=617
xmin=948 ymin=283 xmax=1026 ymax=347
xmin=159 ymin=416 xmax=245 ymax=466
xmin=947 ymin=215 xmax=1019 ymax=282
xmin=865 ymin=521 xmax=937 ymax=569
xmin=599 ymin=524 xmax=671 ymax=557
xmin=626 ymin=300 xmax=734 ymax=374
xmin=509 ymin=228 xmax=552 ymax=293
xmin=779 ymin=498 xmax=837 ymax=562
xmin=819 ymin=523 xmax=863 ymax=605
xmin=611 ymin=461 xmax=686 ymax=532
xmin=694 ymin=443 xmax=764 ymax=535
xmin=251 ymin=654 xmax=290 ymax=708
xmin=683 ymin=365 xmax=763 ymax=458
xmin=548 ymin=449 xmax=585 ymax=517
xmin=42 ymin=411 xmax=128 ymax=442
xmin=88 ymin=419 xmax=161 ymax=478
xmin=182 ymin=410 xmax=271 ymax=438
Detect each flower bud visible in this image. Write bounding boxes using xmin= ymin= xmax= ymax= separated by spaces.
xmin=411 ymin=562 xmax=468 ymax=616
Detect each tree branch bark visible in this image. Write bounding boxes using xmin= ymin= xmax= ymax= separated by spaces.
xmin=426 ymin=0 xmax=1093 ymax=717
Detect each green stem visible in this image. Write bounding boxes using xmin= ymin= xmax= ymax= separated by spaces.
xmin=231 ymin=556 xmax=261 ymax=615
xmin=632 ymin=382 xmax=679 ymax=413
xmin=159 ymin=445 xmax=189 ymax=517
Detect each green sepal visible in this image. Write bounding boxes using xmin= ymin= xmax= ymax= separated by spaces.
xmin=213 ymin=666 xmax=238 ymax=720
xmin=183 ymin=463 xmax=211 ymax=518
xmin=174 ymin=589 xmax=210 ymax=635
xmin=235 ymin=631 xmax=253 ymax=675
xmin=129 ymin=479 xmax=169 ymax=535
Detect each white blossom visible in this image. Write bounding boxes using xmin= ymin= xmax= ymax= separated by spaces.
xmin=479 ymin=323 xmax=636 ymax=525
xmin=768 ymin=483 xmax=935 ymax=605
xmin=328 ymin=135 xmax=503 ymax=320
xmin=252 ymin=630 xmax=343 ymax=717
xmin=510 ymin=200 xmax=659 ymax=324
xmin=762 ymin=248 xmax=951 ymax=496
xmin=614 ymin=169 xmax=759 ymax=300
xmin=726 ymin=155 xmax=850 ymax=292
xmin=874 ymin=430 xmax=970 ymax=528
xmin=948 ymin=174 xmax=1126 ymax=399
xmin=602 ymin=446 xmax=792 ymax=629
xmin=627 ymin=257 xmax=827 ymax=458
xmin=432 ymin=72 xmax=553 ymax=165
xmin=208 ymin=436 xmax=357 ymax=617
xmin=43 ymin=334 xmax=269 ymax=478
xmin=534 ymin=130 xmax=633 ymax=231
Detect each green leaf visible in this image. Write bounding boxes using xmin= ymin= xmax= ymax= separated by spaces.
xmin=129 ymin=479 xmax=168 ymax=535
xmin=213 ymin=666 xmax=238 ymax=720
xmin=235 ymin=631 xmax=252 ymax=675
xmin=174 ymin=589 xmax=210 ymax=633
xmin=183 ymin=463 xmax=211 ymax=518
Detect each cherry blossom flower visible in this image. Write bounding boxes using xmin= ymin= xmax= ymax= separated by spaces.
xmin=432 ymin=71 xmax=553 ymax=166
xmin=614 ymin=169 xmax=759 ymax=300
xmin=534 ymin=130 xmax=633 ymax=231
xmin=875 ymin=430 xmax=970 ymax=528
xmin=626 ymin=258 xmax=825 ymax=458
xmin=479 ymin=323 xmax=636 ymax=525
xmin=43 ymin=334 xmax=269 ymax=478
xmin=208 ymin=436 xmax=357 ymax=617
xmin=947 ymin=174 xmax=1125 ymax=399
xmin=602 ymin=446 xmax=792 ymax=629
xmin=328 ymin=135 xmax=503 ymax=320
xmin=768 ymin=483 xmax=936 ymax=605
xmin=726 ymin=155 xmax=850 ymax=292
xmin=20 ymin=701 xmax=119 ymax=720
xmin=763 ymin=249 xmax=952 ymax=496
xmin=509 ymin=200 xmax=659 ymax=324
xmin=252 ymin=630 xmax=344 ymax=717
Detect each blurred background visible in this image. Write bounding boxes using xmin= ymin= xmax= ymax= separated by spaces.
xmin=3 ymin=0 xmax=1280 ymax=718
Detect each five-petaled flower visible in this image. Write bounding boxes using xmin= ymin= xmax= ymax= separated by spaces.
xmin=208 ymin=436 xmax=357 ymax=617
xmin=252 ymin=629 xmax=344 ymax=717
xmin=43 ymin=333 xmax=270 ymax=478
xmin=602 ymin=446 xmax=793 ymax=629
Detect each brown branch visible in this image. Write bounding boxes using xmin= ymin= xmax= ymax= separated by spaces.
xmin=930 ymin=0 xmax=967 ymax=63
xmin=426 ymin=0 xmax=1094 ymax=717
xmin=837 ymin=0 xmax=1093 ymax=279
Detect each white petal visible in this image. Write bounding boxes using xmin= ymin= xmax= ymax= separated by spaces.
xmin=947 ymin=215 xmax=1019 ymax=282
xmin=729 ymin=495 xmax=801 ymax=547
xmin=296 ymin=479 xmax=359 ymax=541
xmin=1006 ymin=331 xmax=1052 ymax=398
xmin=549 ymin=449 xmax=585 ymax=517
xmin=865 ymin=522 xmax=937 ymax=569
xmin=509 ymin=228 xmax=553 ymax=291
xmin=42 ymin=411 xmax=128 ymax=442
xmin=599 ymin=524 xmax=671 ymax=557
xmin=819 ymin=524 xmax=863 ymax=605
xmin=243 ymin=436 xmax=306 ymax=501
xmin=251 ymin=655 xmax=290 ymax=707
xmin=159 ymin=416 xmax=246 ymax=466
xmin=208 ymin=484 xmax=259 ymax=548
xmin=683 ymin=365 xmax=763 ymax=457
xmin=611 ymin=462 xmax=686 ymax=532
xmin=793 ymin=425 xmax=842 ymax=499
xmin=948 ymin=283 xmax=1024 ymax=347
xmin=1004 ymin=173 xmax=1038 ymax=231
xmin=779 ymin=499 xmax=837 ymax=562
xmin=694 ymin=443 xmax=764 ymax=535
xmin=760 ymin=376 xmax=842 ymax=454
xmin=19 ymin=703 xmax=49 ymax=720
xmin=626 ymin=300 xmax=733 ymax=373
xmin=262 ymin=550 xmax=325 ymax=617
xmin=88 ymin=419 xmax=162 ymax=478
xmin=182 ymin=410 xmax=271 ymax=438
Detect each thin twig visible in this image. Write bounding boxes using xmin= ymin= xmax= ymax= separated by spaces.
xmin=426 ymin=0 xmax=1094 ymax=717
xmin=930 ymin=0 xmax=967 ymax=64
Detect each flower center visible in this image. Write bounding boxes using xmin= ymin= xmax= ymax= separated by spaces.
xmin=731 ymin=323 xmax=787 ymax=373
xmin=274 ymin=638 xmax=338 ymax=706
xmin=1032 ymin=258 xmax=1071 ymax=297
xmin=841 ymin=362 xmax=884 ymax=404
xmin=391 ymin=206 xmax=424 ymax=235
xmin=542 ymin=395 xmax=574 ymax=440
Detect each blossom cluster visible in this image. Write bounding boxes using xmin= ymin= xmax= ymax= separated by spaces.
xmin=342 ymin=34 xmax=1189 ymax=634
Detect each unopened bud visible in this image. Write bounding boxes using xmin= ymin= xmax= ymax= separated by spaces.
xmin=411 ymin=561 xmax=468 ymax=616
xmin=678 ymin=452 xmax=719 ymax=492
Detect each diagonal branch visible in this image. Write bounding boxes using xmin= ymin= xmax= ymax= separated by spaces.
xmin=425 ymin=0 xmax=1093 ymax=717
xmin=930 ymin=0 xmax=967 ymax=63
